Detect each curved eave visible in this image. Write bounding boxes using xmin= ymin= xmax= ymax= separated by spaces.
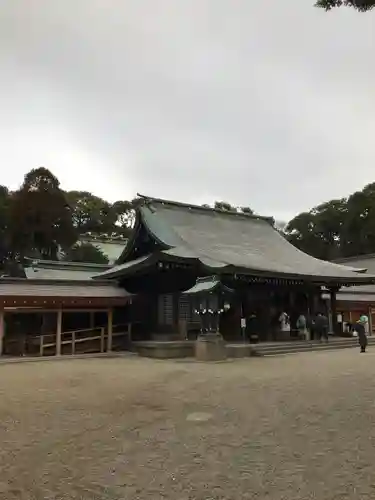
xmin=116 ymin=204 xmax=176 ymax=265
xmin=96 ymin=245 xmax=375 ymax=285
xmin=93 ymin=254 xmax=157 ymax=280
xmin=211 ymin=266 xmax=375 ymax=286
xmin=115 ymin=212 xmax=143 ymax=264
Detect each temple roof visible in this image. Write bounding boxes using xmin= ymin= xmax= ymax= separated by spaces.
xmin=96 ymin=196 xmax=375 ymax=285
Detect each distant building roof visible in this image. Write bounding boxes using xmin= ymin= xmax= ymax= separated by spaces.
xmin=332 ymin=254 xmax=375 ymax=299
xmin=0 ymin=277 xmax=131 ymax=299
xmin=79 ymin=234 xmax=127 ymax=264
xmin=333 ymin=254 xmax=375 ymax=273
xmin=24 ymin=259 xmax=111 ymax=281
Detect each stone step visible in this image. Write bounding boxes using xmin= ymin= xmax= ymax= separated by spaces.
xmin=254 ymin=339 xmax=375 ymax=357
xmin=226 ymin=337 xmax=375 ymax=358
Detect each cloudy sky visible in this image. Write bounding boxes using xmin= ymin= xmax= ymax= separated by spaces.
xmin=0 ymin=1 xmax=374 ymax=222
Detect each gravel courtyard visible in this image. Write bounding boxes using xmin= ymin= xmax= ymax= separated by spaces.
xmin=1 ymin=350 xmax=375 ymax=499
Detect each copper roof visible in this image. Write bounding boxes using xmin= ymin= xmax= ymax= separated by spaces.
xmin=99 ymin=195 xmax=375 ymax=285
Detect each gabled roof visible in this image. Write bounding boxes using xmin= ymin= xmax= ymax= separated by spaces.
xmin=183 ymin=276 xmax=234 ymax=295
xmin=97 ymin=195 xmax=375 ymax=285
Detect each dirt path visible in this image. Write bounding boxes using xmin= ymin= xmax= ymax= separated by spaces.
xmin=0 ymin=350 xmax=374 ymax=499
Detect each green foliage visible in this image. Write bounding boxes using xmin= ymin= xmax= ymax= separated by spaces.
xmin=214 ymin=201 xmax=254 ymax=214
xmin=63 ymin=242 xmax=109 ymax=264
xmin=9 ymin=168 xmax=77 ymax=260
xmin=240 ymin=206 xmax=254 ymax=215
xmin=315 ymin=0 xmax=375 ymax=10
xmin=0 ymin=169 xmax=141 ymax=267
xmin=66 ymin=190 xmax=117 ymax=235
xmin=0 ymin=185 xmax=11 ymax=267
xmin=214 ymin=201 xmax=234 ymax=211
xmin=285 ymin=184 xmax=375 ymax=260
xmin=112 ymin=198 xmax=140 ymax=236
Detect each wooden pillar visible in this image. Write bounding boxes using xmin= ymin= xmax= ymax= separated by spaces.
xmin=330 ymin=288 xmax=338 ymax=336
xmin=90 ymin=311 xmax=95 ymax=329
xmin=56 ymin=309 xmax=62 ymax=356
xmin=173 ymin=293 xmax=179 ymax=333
xmin=0 ymin=309 xmax=4 ymax=356
xmin=368 ymin=306 xmax=373 ymax=336
xmin=107 ymin=308 xmax=113 ymax=352
xmin=289 ymin=290 xmax=295 ymax=310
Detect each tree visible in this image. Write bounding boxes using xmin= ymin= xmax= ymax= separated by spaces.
xmin=285 ymin=199 xmax=347 ymax=260
xmin=214 ymin=201 xmax=254 ymax=214
xmin=214 ymin=201 xmax=237 ymax=211
xmin=286 ymin=183 xmax=375 ymax=260
xmin=0 ymin=186 xmax=11 ymax=268
xmin=9 ymin=168 xmax=77 ymax=260
xmin=112 ymin=198 xmax=140 ymax=236
xmin=240 ymin=206 xmax=254 ymax=215
xmin=315 ymin=0 xmax=375 ymax=11
xmin=66 ymin=191 xmax=117 ymax=235
xmin=340 ymin=183 xmax=375 ymax=257
xmin=63 ymin=242 xmax=109 ymax=264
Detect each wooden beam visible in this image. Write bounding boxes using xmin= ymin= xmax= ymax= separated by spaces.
xmin=0 ymin=297 xmax=131 ymax=308
xmin=4 ymin=308 xmax=113 ymax=314
xmin=0 ymin=309 xmax=4 ymax=356
xmin=107 ymin=309 xmax=113 ymax=352
xmin=56 ymin=309 xmax=62 ymax=356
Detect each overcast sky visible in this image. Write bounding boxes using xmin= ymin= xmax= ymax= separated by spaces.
xmin=0 ymin=1 xmax=374 ymax=222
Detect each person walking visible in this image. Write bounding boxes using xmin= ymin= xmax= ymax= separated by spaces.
xmin=353 ymin=316 xmax=368 ymax=353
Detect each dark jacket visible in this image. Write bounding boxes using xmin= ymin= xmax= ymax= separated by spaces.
xmin=314 ymin=314 xmax=328 ymax=333
xmin=354 ymin=322 xmax=367 ymax=348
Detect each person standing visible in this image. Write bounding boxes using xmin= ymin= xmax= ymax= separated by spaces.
xmin=279 ymin=311 xmax=290 ymax=329
xmin=361 ymin=314 xmax=369 ymax=336
xmin=353 ymin=316 xmax=368 ymax=353
xmin=246 ymin=312 xmax=259 ymax=344
xmin=296 ymin=313 xmax=308 ymax=340
xmin=314 ymin=312 xmax=329 ymax=343
xmin=279 ymin=311 xmax=291 ymax=339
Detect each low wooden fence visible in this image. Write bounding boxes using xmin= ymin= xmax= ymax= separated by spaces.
xmin=4 ymin=323 xmax=132 ymax=357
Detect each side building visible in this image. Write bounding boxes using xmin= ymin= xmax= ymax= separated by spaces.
xmin=326 ymin=254 xmax=375 ymax=335
xmin=0 ymin=258 xmax=133 ymax=357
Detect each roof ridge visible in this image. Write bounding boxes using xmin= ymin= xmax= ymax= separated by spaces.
xmin=137 ymin=193 xmax=273 ymax=223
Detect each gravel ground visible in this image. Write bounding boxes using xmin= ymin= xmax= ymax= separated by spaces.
xmin=0 ymin=350 xmax=375 ymax=499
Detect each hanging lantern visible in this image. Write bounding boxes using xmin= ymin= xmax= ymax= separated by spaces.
xmin=183 ymin=276 xmax=234 ymax=336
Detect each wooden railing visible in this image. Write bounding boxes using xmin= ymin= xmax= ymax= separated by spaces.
xmin=26 ymin=323 xmax=132 ymax=357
